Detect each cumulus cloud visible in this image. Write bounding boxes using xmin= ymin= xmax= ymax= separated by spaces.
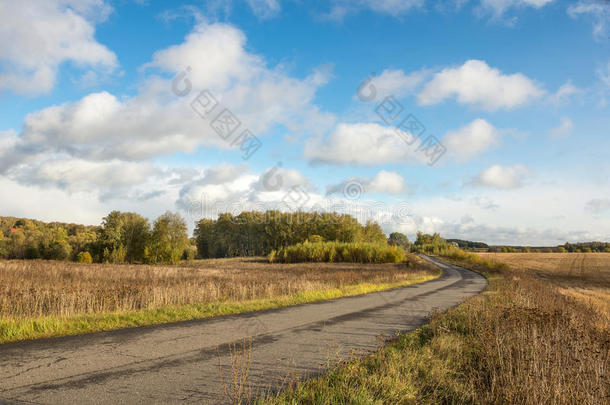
xmin=326 ymin=170 xmax=407 ymax=196
xmin=8 ymin=157 xmax=158 ymax=192
xmin=305 ymin=123 xmax=428 ymax=165
xmin=0 ymin=0 xmax=117 ymax=95
xmin=548 ymin=117 xmax=573 ymax=139
xmin=443 ymin=118 xmax=500 ymax=161
xmin=201 ymin=163 xmax=249 ymax=185
xmin=417 ymin=60 xmax=544 ymax=111
xmin=176 ymin=166 xmax=259 ymax=213
xmin=568 ymin=1 xmax=610 ymax=41
xmin=0 ymin=22 xmax=328 ymax=173
xmin=253 ymin=166 xmax=313 ymax=193
xmin=472 ymin=164 xmax=529 ymax=189
xmin=355 ymin=69 xmax=429 ymax=101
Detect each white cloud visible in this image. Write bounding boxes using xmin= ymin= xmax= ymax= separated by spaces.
xmin=599 ymin=61 xmax=610 ymax=88
xmin=477 ymin=0 xmax=555 ymax=19
xmin=548 ymin=117 xmax=573 ymax=139
xmin=356 ymin=68 xmax=429 ymax=101
xmin=200 ymin=163 xmax=249 ymax=185
xmin=368 ymin=170 xmax=407 ymax=194
xmin=470 ymin=196 xmax=500 ymax=210
xmin=596 ymin=61 xmax=610 ymax=106
xmin=9 ymin=157 xmax=158 ymax=192
xmin=305 ymin=123 xmax=427 ymax=165
xmin=568 ymin=1 xmax=610 ymax=41
xmin=0 ymin=0 xmax=117 ymax=95
xmin=443 ymin=118 xmax=500 ymax=161
xmin=418 ymin=60 xmax=545 ymax=111
xmin=0 ymin=22 xmax=328 ymax=172
xmin=585 ymin=198 xmax=610 ymax=216
xmin=324 ymin=0 xmax=424 ymax=20
xmin=473 ymin=164 xmax=529 ymax=189
xmin=391 ymin=179 xmax=610 ymax=245
xmin=326 ymin=170 xmax=407 ymax=196
xmin=246 ymin=0 xmax=281 ymax=19
xmin=549 ymin=81 xmax=581 ymax=104
xmin=254 ymin=166 xmax=312 ymax=192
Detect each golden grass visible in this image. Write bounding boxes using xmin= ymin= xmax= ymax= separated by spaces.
xmin=478 ymin=252 xmax=610 ymax=330
xmin=263 ymin=252 xmax=610 ymax=404
xmin=0 ymin=254 xmax=439 ymax=343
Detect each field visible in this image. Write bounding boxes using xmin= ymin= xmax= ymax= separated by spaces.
xmin=265 ymin=252 xmax=610 ymax=404
xmin=478 ymin=252 xmax=610 ymax=329
xmin=0 ymin=254 xmax=439 ymax=343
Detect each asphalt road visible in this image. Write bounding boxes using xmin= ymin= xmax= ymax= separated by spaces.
xmin=0 ymin=256 xmax=487 ymax=404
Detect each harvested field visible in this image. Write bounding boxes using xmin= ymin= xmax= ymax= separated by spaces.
xmin=0 ymin=254 xmax=439 ymax=342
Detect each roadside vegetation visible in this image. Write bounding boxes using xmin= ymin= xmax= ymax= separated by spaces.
xmin=0 ymin=254 xmax=439 ymax=344
xmin=263 ymin=239 xmax=609 ymax=404
xmin=268 ymin=241 xmax=406 ymax=263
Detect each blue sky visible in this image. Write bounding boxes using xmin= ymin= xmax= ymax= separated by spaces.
xmin=0 ymin=0 xmax=609 ymax=245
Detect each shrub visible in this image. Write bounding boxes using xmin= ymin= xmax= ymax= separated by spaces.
xmin=182 ymin=246 xmax=196 ymax=262
xmin=76 ymin=251 xmax=93 ymax=263
xmin=268 ymin=241 xmax=406 ymax=264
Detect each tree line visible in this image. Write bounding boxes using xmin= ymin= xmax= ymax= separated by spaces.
xmin=0 ymin=211 xmax=191 ymax=264
xmin=1 ymin=210 xmax=400 ymax=263
xmin=193 ymin=211 xmax=389 ymax=258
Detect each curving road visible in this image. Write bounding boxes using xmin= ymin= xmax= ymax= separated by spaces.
xmin=0 ymin=256 xmax=486 ymax=404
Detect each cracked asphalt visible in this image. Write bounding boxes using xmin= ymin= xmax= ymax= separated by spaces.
xmin=0 ymin=256 xmax=486 ymax=404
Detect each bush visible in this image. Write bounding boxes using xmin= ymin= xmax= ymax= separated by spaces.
xmin=76 ymin=251 xmax=93 ymax=263
xmin=182 ymin=246 xmax=196 ymax=262
xmin=268 ymin=241 xmax=406 ymax=264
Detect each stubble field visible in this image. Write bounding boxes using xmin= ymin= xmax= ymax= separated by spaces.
xmin=0 ymin=254 xmax=439 ymax=343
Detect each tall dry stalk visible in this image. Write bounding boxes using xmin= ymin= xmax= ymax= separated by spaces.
xmin=218 ymin=337 xmax=253 ymax=405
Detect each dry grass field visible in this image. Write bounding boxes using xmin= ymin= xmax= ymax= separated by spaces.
xmin=266 ymin=252 xmax=610 ymax=404
xmin=0 ymin=254 xmax=439 ymax=343
xmin=478 ymin=252 xmax=610 ymax=329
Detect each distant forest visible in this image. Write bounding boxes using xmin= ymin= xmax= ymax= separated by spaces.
xmin=2 ymin=213 xmax=608 ymax=264
xmin=0 ymin=212 xmax=190 ymax=264
xmin=446 ymin=239 xmax=489 ymax=249
xmin=0 ymin=211 xmax=396 ymax=264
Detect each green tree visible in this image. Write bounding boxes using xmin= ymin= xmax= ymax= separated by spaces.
xmin=147 ymin=212 xmax=189 ymax=264
xmin=360 ymin=221 xmax=387 ymax=244
xmin=76 ymin=251 xmax=93 ymax=263
xmin=97 ymin=211 xmax=127 ymax=263
xmin=194 ymin=218 xmax=216 ymax=259
xmin=46 ymin=228 xmax=72 ymax=260
xmin=388 ymin=232 xmax=410 ymax=250
xmin=122 ymin=213 xmax=150 ymax=263
xmin=8 ymin=230 xmax=26 ymax=259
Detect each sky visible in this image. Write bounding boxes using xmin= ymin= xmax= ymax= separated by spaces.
xmin=0 ymin=0 xmax=609 ymax=245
